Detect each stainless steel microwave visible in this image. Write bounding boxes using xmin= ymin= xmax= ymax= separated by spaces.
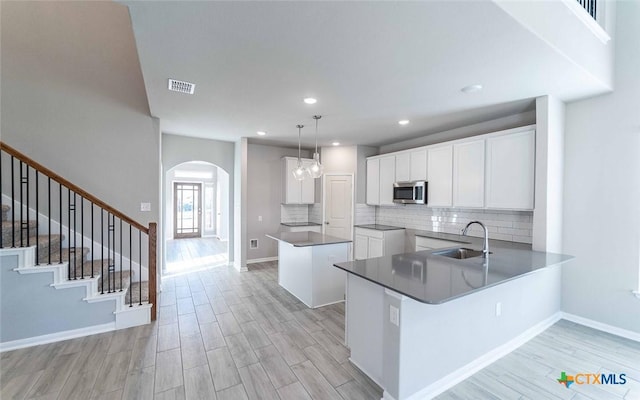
xmin=393 ymin=181 xmax=427 ymax=204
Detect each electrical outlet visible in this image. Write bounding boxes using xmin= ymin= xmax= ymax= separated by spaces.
xmin=495 ymin=302 xmax=502 ymax=317
xmin=389 ymin=305 xmax=400 ymax=326
xmin=258 ymin=216 xmax=263 ymax=222
xmin=140 ymin=202 xmax=151 ymax=212
xmin=250 ymin=239 xmax=258 ymax=249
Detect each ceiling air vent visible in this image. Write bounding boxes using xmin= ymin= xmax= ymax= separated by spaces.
xmin=168 ymin=79 xmax=195 ymax=94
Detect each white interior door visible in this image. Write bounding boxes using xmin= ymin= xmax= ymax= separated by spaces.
xmin=324 ymin=175 xmax=353 ymax=240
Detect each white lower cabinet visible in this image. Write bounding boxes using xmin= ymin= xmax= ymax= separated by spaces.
xmin=354 ymin=227 xmax=404 ymax=260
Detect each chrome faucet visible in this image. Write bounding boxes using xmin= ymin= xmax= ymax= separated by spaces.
xmin=462 ymin=221 xmax=489 ymax=258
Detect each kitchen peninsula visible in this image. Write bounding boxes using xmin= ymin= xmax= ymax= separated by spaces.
xmin=334 ymin=234 xmax=573 ymax=400
xmin=267 ymin=231 xmax=351 ymax=308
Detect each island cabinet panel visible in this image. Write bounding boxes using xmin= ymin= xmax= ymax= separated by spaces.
xmin=485 ymin=129 xmax=535 ymax=210
xmin=427 ymin=145 xmax=453 ymax=207
xmin=379 ymin=156 xmax=396 ymax=205
xmin=345 ymin=274 xmax=384 ymax=386
xmin=453 ymin=140 xmax=485 ymax=208
xmin=282 ymin=157 xmax=315 ymax=204
xmin=366 ymin=158 xmax=380 ymax=205
xmin=409 ymin=149 xmax=428 ymax=182
xmin=395 ymin=153 xmax=410 ymax=182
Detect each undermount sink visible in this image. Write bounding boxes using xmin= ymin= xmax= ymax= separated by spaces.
xmin=434 ymin=247 xmax=490 ymax=259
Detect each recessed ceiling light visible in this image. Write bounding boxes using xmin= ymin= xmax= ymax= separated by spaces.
xmin=332 ymin=142 xmax=340 ymax=146
xmin=303 ymin=97 xmax=317 ymax=105
xmin=461 ymin=84 xmax=483 ymax=93
xmin=398 ymin=120 xmax=410 ymax=126
xmin=256 ymin=131 xmax=266 ymax=136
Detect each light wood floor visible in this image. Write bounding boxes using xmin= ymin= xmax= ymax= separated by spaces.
xmin=1 ymin=261 xmax=638 ymax=400
xmin=165 ymin=237 xmax=228 ymax=275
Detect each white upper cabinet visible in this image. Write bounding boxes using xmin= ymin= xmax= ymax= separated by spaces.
xmin=427 ymin=145 xmax=453 ymax=207
xmin=409 ymin=149 xmax=428 ymax=181
xmin=366 ymin=158 xmax=380 ymax=205
xmin=282 ymin=157 xmax=315 ymax=204
xmin=486 ymin=130 xmax=535 ymax=210
xmin=453 ymin=140 xmax=485 ymax=208
xmin=379 ymin=156 xmax=396 ymax=205
xmin=395 ymin=153 xmax=410 ymax=182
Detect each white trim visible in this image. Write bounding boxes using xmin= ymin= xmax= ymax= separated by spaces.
xmin=561 ymin=312 xmax=640 ymax=343
xmin=322 ymin=173 xmax=356 ymax=260
xmin=348 ymin=357 xmax=384 ymax=389
xmin=0 ymin=322 xmax=115 ymax=352
xmin=559 ymin=0 xmax=611 ymax=44
xmin=115 ymin=303 xmax=152 ymax=329
xmin=247 ymin=256 xmax=278 ymax=265
xmin=1 ymin=246 xmax=36 ymax=268
xmin=404 ymin=312 xmax=562 ymax=400
xmin=382 ymin=392 xmax=397 ymax=400
xmin=632 ymin=290 xmax=640 ymax=300
xmin=384 ymin=288 xmax=404 ymax=300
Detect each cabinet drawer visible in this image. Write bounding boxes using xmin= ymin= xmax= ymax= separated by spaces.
xmin=355 ymin=227 xmax=384 ymax=239
xmin=415 ymin=236 xmax=464 ymax=249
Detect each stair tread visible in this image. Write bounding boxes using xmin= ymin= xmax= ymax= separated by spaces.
xmin=126 ymin=281 xmax=150 ymax=304
xmin=3 ymin=234 xmax=63 ymax=249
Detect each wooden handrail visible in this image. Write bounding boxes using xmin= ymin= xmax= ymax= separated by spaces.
xmin=0 ymin=141 xmax=148 ymax=233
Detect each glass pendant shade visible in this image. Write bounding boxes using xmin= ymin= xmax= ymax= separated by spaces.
xmin=292 ymin=160 xmax=309 ymax=181
xmin=307 ymin=115 xmax=324 ymax=179
xmin=308 ymin=152 xmax=324 ymax=179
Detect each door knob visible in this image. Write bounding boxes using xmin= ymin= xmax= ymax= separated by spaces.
xmin=325 ymin=222 xmax=329 ymax=225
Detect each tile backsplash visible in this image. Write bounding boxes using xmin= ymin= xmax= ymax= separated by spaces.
xmin=309 ymin=203 xmax=322 ymax=224
xmin=355 ymin=203 xmax=376 ymax=225
xmin=280 ymin=204 xmax=309 ymax=223
xmin=375 ymin=205 xmax=533 ymax=243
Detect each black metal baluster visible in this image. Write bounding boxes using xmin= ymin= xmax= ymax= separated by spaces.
xmin=139 ymin=230 xmax=142 ymax=305
xmin=25 ymin=165 xmax=29 ymax=248
xmin=11 ymin=156 xmax=15 ymax=247
xmin=19 ymin=161 xmax=24 ymax=247
xmin=59 ymin=182 xmax=62 ymax=264
xmin=68 ymin=188 xmax=72 ymax=279
xmin=48 ymin=178 xmax=51 ymax=264
xmin=129 ymin=225 xmax=132 ymax=307
xmin=72 ymin=192 xmax=77 ymax=279
xmin=101 ymin=209 xmax=104 ymax=294
xmin=119 ymin=219 xmax=123 ymax=292
xmin=0 ymin=152 xmax=3 ymax=249
xmin=91 ymin=203 xmax=94 ymax=278
xmin=107 ymin=213 xmax=115 ymax=293
xmin=80 ymin=196 xmax=84 ymax=279
xmin=35 ymin=172 xmax=39 ymax=264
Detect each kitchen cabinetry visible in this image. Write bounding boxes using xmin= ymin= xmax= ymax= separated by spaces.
xmin=415 ymin=236 xmax=465 ymax=251
xmin=379 ymin=156 xmax=396 ymax=205
xmin=395 ymin=153 xmax=410 ymax=182
xmin=366 ymin=158 xmax=380 ymax=205
xmin=355 ymin=227 xmax=404 ymax=260
xmin=453 ymin=140 xmax=485 ymax=208
xmin=280 ymin=225 xmax=322 ymax=233
xmin=486 ymin=130 xmax=535 ymax=209
xmin=410 ymin=149 xmax=428 ymax=181
xmin=427 ymin=145 xmax=453 ymax=207
xmin=282 ymin=157 xmax=315 ymax=205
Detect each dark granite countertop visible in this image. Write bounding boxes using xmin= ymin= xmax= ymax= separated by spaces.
xmin=266 ymin=231 xmax=352 ymax=247
xmin=355 ymin=224 xmax=405 ymax=231
xmin=280 ymin=222 xmax=323 ymax=227
xmin=333 ymin=235 xmax=572 ymax=304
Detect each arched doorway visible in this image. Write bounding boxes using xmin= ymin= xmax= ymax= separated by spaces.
xmin=163 ymin=161 xmax=230 ymax=275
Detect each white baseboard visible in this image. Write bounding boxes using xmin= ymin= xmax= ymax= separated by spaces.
xmin=348 ymin=357 xmax=384 ymax=389
xmin=561 ymin=312 xmax=640 ymax=343
xmin=247 ymin=256 xmax=278 ymax=265
xmin=405 ymin=312 xmax=562 ymax=400
xmin=0 ymin=322 xmax=116 ymax=352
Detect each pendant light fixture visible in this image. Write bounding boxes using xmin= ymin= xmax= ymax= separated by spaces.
xmin=307 ymin=115 xmax=324 ymax=179
xmin=292 ymin=124 xmax=309 ymax=181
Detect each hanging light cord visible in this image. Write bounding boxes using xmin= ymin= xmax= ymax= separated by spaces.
xmin=297 ymin=124 xmax=303 ymax=162
xmin=314 ymin=116 xmax=319 ymax=154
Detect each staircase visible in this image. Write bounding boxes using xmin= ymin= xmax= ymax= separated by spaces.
xmin=0 ymin=142 xmax=156 ymax=351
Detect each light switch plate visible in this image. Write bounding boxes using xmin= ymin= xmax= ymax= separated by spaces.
xmin=140 ymin=202 xmax=151 ymax=212
xmin=389 ymin=305 xmax=400 ymax=326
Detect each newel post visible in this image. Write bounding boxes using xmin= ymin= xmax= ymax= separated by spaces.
xmin=148 ymin=222 xmax=157 ymax=321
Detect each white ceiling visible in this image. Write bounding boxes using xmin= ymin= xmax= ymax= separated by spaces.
xmin=126 ymin=1 xmax=610 ymax=148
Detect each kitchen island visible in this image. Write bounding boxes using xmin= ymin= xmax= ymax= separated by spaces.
xmin=267 ymin=231 xmax=351 ymax=308
xmin=334 ymin=234 xmax=573 ymax=400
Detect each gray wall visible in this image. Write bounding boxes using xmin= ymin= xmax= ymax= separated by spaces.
xmin=562 ymin=0 xmax=640 ymax=334
xmin=161 ymin=133 xmax=235 ymax=263
xmin=1 ymin=1 xmax=160 ymax=226
xmin=1 ymin=255 xmax=115 ymax=343
xmin=246 ymin=143 xmax=310 ymax=261
xmin=356 ymin=146 xmax=379 ymax=204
